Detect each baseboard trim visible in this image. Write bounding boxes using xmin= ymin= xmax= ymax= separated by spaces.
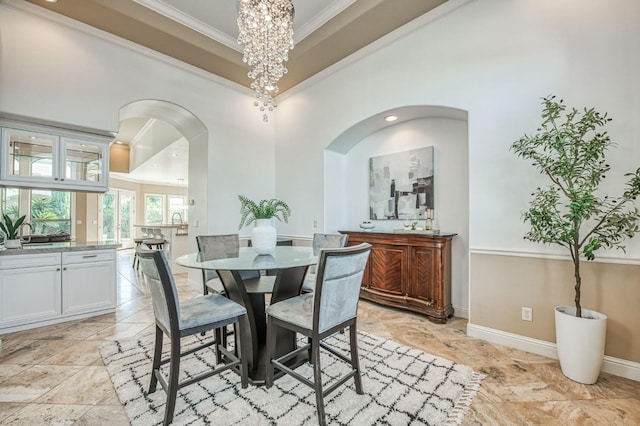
xmin=0 ymin=308 xmax=116 ymax=335
xmin=466 ymin=323 xmax=640 ymax=382
xmin=453 ymin=305 xmax=469 ymax=319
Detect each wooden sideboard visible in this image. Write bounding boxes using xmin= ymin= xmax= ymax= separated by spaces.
xmin=340 ymin=230 xmax=456 ymax=324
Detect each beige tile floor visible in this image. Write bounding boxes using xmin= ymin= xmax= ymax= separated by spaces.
xmin=0 ymin=250 xmax=638 ymax=425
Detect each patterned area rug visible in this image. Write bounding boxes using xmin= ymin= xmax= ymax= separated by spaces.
xmin=100 ymin=331 xmax=485 ymax=425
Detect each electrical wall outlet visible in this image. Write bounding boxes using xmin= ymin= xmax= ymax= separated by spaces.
xmin=521 ymin=307 xmax=533 ymax=322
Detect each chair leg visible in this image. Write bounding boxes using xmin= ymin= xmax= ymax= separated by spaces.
xmin=350 ymin=324 xmax=363 ymax=394
xmin=199 ymin=286 xmax=209 ymax=338
xmin=148 ymin=325 xmax=163 ymax=394
xmin=164 ymin=336 xmax=181 ymax=426
xmin=312 ymin=338 xmax=327 ymax=426
xmin=222 ymin=325 xmax=229 ymax=350
xmin=265 ymin=316 xmax=276 ymax=388
xmin=214 ymin=327 xmax=223 ymax=364
xmin=238 ymin=318 xmax=249 ymax=389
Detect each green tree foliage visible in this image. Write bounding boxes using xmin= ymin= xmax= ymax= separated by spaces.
xmin=511 ymin=96 xmax=640 ymax=317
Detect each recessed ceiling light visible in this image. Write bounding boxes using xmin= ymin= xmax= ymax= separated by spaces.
xmin=115 ymin=141 xmax=124 ymax=145
xmin=384 ymin=115 xmax=398 ymax=122
xmin=171 ymin=153 xmax=178 ymax=157
xmin=45 ymin=0 xmax=58 ymax=3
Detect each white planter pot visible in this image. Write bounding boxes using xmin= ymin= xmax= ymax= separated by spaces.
xmin=251 ymin=218 xmax=277 ymax=255
xmin=555 ymin=306 xmax=607 ymax=384
xmin=4 ymin=239 xmax=22 ymax=249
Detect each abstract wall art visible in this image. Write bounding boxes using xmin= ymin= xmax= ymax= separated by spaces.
xmin=369 ymin=147 xmax=434 ymax=220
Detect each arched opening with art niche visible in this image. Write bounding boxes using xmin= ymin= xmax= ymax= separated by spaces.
xmin=324 ymin=105 xmax=470 ymax=317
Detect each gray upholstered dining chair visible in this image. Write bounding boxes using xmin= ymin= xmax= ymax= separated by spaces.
xmin=301 ymin=233 xmax=349 ymax=293
xmin=137 ymin=249 xmax=249 ymax=426
xmin=195 ymin=234 xmax=261 ymax=296
xmin=265 ymin=243 xmax=372 ymax=426
xmin=195 ymin=234 xmax=265 ymax=360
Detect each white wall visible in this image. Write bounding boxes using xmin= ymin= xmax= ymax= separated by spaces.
xmin=274 ymin=0 xmax=640 ymax=320
xmin=275 ymin=0 xmax=640 ymax=257
xmin=0 ymin=1 xmax=276 ymax=241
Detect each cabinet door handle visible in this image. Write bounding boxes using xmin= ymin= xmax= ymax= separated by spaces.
xmin=62 ymin=267 xmax=67 ymax=271
xmin=54 ymin=177 xmax=59 ymax=181
xmin=82 ymin=254 xmax=98 ymax=258
xmin=56 ymin=268 xmax=61 ymax=271
xmin=60 ymin=178 xmax=65 ymax=181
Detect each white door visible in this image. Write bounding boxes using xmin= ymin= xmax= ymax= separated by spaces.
xmin=99 ymin=189 xmax=135 ymax=248
xmin=118 ymin=191 xmax=134 ymax=248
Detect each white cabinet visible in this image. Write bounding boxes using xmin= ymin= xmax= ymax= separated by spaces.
xmin=62 ymin=250 xmax=116 ymax=315
xmin=0 ymin=253 xmax=62 ymax=327
xmin=0 ymin=249 xmax=117 ymax=331
xmin=0 ymin=118 xmax=111 ymax=192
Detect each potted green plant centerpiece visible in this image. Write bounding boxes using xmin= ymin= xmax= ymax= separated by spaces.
xmin=0 ymin=214 xmax=27 ymax=249
xmin=238 ymin=195 xmax=291 ymax=255
xmin=511 ymin=96 xmax=640 ymax=384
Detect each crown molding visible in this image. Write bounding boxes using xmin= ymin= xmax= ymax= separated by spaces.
xmin=131 ymin=0 xmax=241 ymax=51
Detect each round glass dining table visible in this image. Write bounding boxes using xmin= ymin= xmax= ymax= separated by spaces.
xmin=176 ymin=246 xmax=317 ymax=272
xmin=176 ymin=246 xmax=317 ymax=385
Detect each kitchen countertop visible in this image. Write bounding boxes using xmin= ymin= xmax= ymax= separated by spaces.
xmin=0 ymin=240 xmax=121 ymax=255
xmin=133 ymin=224 xmax=188 ymax=228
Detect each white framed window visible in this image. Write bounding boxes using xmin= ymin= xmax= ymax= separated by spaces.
xmin=144 ymin=194 xmax=165 ymax=225
xmin=168 ymin=195 xmax=187 ymax=224
xmin=0 ymin=187 xmax=74 ymax=236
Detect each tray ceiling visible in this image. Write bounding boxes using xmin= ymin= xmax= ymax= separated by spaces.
xmin=24 ymin=0 xmax=447 ymax=93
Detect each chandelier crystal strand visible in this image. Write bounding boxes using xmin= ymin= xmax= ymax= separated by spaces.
xmin=237 ymin=0 xmax=294 ymax=122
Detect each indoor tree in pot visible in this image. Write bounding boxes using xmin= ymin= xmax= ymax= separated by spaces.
xmin=0 ymin=214 xmax=27 ymax=249
xmin=511 ymin=96 xmax=640 ymax=384
xmin=238 ymin=195 xmax=291 ymax=255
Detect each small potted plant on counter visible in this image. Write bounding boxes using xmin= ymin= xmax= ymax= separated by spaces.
xmin=238 ymin=195 xmax=291 ymax=255
xmin=0 ymin=214 xmax=27 ymax=249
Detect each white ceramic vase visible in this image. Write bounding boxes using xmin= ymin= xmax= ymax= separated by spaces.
xmin=555 ymin=306 xmax=607 ymax=384
xmin=251 ymin=218 xmax=277 ymax=255
xmin=4 ymin=239 xmax=21 ymax=249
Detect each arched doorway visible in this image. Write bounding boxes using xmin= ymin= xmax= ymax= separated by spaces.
xmin=118 ymin=99 xmax=208 ymax=244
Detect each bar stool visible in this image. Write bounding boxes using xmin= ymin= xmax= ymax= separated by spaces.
xmin=132 ymin=237 xmax=146 ymax=269
xmin=143 ymin=228 xmax=166 ymax=250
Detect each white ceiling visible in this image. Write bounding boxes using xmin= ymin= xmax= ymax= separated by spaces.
xmin=112 ymin=135 xmax=189 ymax=186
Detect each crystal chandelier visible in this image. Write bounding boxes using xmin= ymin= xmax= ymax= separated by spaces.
xmin=237 ymin=0 xmax=295 ymax=122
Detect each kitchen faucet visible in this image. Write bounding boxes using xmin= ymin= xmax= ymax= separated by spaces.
xmin=171 ymin=212 xmax=183 ymax=224
xmin=19 ymin=222 xmax=33 ymax=243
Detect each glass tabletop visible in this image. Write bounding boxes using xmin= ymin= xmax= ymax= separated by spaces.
xmin=176 ymin=246 xmax=317 ymax=271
